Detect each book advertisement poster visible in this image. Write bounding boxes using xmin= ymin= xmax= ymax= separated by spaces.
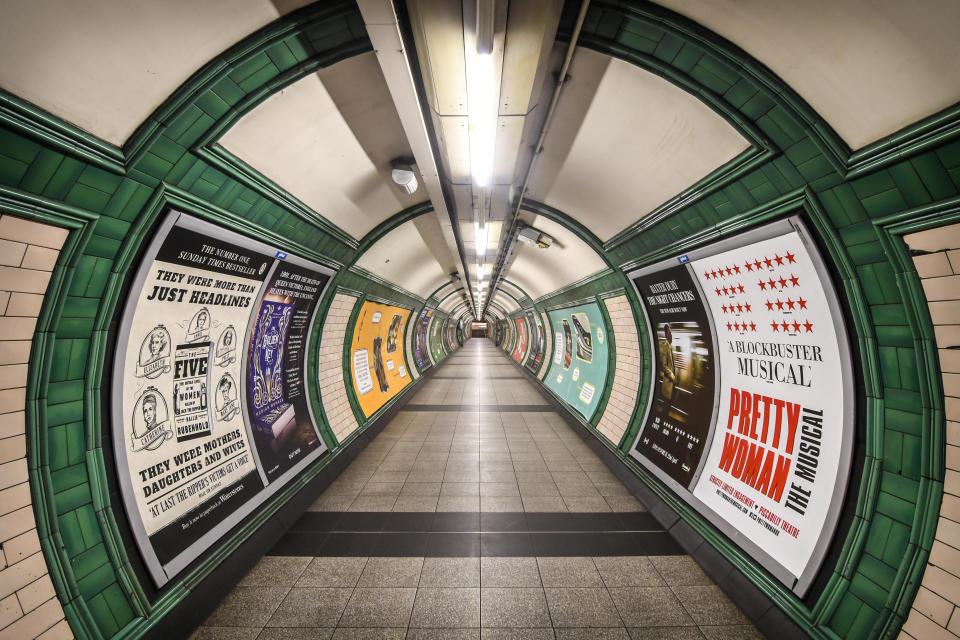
xmin=429 ymin=313 xmax=447 ymax=363
xmin=413 ymin=308 xmax=433 ymax=371
xmin=543 ymin=303 xmax=610 ymax=420
xmin=511 ymin=316 xmax=528 ymax=363
xmin=350 ymin=301 xmax=412 ymax=417
xmin=116 ymin=222 xmax=270 ymax=567
xmin=631 ymin=264 xmax=716 ymax=488
xmin=113 ymin=211 xmax=333 ymax=586
xmin=628 ymin=218 xmax=853 ymax=593
xmin=247 ymin=262 xmax=329 ymax=480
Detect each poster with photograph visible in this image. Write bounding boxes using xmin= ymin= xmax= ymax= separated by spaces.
xmin=429 ymin=313 xmax=447 ymax=364
xmin=511 ymin=316 xmax=528 ymax=363
xmin=503 ymin=321 xmax=514 ymax=354
xmin=113 ymin=211 xmax=334 ymax=586
xmin=412 ymin=308 xmax=433 ymax=371
xmin=350 ymin=301 xmax=412 ymax=417
xmin=631 ymin=265 xmax=716 ymax=487
xmin=524 ymin=311 xmax=544 ymax=373
xmin=543 ymin=303 xmax=610 ymax=420
xmin=247 ymin=262 xmax=329 ymax=480
xmin=116 ymin=222 xmax=271 ymax=567
xmin=627 ymin=217 xmax=853 ymax=594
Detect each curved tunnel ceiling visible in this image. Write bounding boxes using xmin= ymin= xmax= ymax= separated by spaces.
xmin=354 ymin=217 xmax=450 ymax=299
xmin=220 ymin=52 xmax=422 ymax=239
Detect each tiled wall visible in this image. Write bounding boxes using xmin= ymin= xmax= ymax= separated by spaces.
xmin=0 ymin=215 xmax=71 ymax=640
xmin=317 ymin=292 xmax=360 ymax=444
xmin=899 ymin=223 xmax=960 ymax=640
xmin=595 ymin=295 xmax=641 ymax=447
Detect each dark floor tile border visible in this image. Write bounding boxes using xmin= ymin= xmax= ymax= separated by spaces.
xmin=403 ymin=404 xmax=553 ymax=412
xmin=290 ymin=511 xmax=661 ymax=533
xmin=431 ymin=375 xmax=523 ymax=379
xmin=268 ymin=530 xmax=683 ymax=557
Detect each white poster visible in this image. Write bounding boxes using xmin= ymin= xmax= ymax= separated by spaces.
xmin=689 ymin=227 xmax=849 ymax=580
xmin=353 ymin=348 xmax=373 ymax=394
xmin=118 ymin=222 xmax=270 ymax=558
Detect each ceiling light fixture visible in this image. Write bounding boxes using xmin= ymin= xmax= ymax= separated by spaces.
xmin=474 ymin=220 xmax=488 ymax=257
xmin=390 ymin=158 xmax=418 ymax=195
xmin=467 ymin=51 xmax=496 ymax=187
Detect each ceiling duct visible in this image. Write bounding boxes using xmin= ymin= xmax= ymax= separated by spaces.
xmin=476 ymin=0 xmax=495 ymax=55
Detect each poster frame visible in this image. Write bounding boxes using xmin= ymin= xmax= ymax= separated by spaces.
xmin=111 ymin=210 xmax=334 ymax=586
xmin=625 ymin=215 xmax=855 ymax=595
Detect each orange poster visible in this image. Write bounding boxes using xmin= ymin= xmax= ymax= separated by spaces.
xmin=350 ymin=301 xmax=412 ymax=417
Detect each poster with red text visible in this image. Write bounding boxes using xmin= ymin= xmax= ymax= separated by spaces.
xmin=688 ymin=224 xmax=851 ymax=582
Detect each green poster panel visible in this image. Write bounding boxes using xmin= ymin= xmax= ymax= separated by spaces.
xmin=544 ymin=302 xmax=609 ymax=421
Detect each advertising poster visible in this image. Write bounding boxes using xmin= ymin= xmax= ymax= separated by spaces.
xmin=628 ymin=217 xmax=853 ymax=594
xmin=543 ymin=303 xmax=609 ymax=420
xmin=412 ymin=308 xmax=433 ymax=371
xmin=350 ymin=301 xmax=412 ymax=417
xmin=247 ymin=263 xmax=329 ymax=480
xmin=429 ymin=314 xmax=447 ymax=363
xmin=113 ymin=211 xmax=333 ymax=586
xmin=511 ymin=316 xmax=528 ymax=363
xmin=524 ymin=311 xmax=544 ymax=373
xmin=503 ymin=321 xmax=513 ymax=353
xmin=115 ymin=220 xmax=271 ymax=568
xmin=631 ymin=265 xmax=716 ymax=487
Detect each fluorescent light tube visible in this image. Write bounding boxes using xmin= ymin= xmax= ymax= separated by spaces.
xmin=468 ymin=53 xmax=496 ymax=187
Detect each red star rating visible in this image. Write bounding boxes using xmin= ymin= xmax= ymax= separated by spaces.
xmin=715 ymin=287 xmax=722 ymax=296
xmin=768 ymin=278 xmax=777 ymax=289
xmin=736 ymin=303 xmax=744 ymax=313
xmin=778 ymin=276 xmax=788 ymax=289
xmin=758 ymin=280 xmax=767 ymax=291
xmin=722 ymin=286 xmax=730 ymax=295
xmin=764 ymin=256 xmax=773 ymax=268
xmin=749 ymin=321 xmax=757 ymax=332
xmin=744 ymin=303 xmax=751 ymax=312
xmin=785 ymin=251 xmax=796 ymax=264
xmin=786 ymin=298 xmax=796 ymax=310
xmin=771 ymin=321 xmax=779 ymax=332
xmin=738 ymin=284 xmax=745 ymax=293
xmin=765 ymin=300 xmax=774 ymax=311
xmin=733 ymin=264 xmax=741 ymax=274
xmin=792 ymin=321 xmax=802 ymax=332
xmin=726 ymin=322 xmax=732 ymax=331
xmin=704 ymin=271 xmax=712 ymax=280
xmin=804 ymin=320 xmax=813 ymax=332
xmin=798 ymin=297 xmax=807 ymax=309
xmin=745 ymin=261 xmax=754 ymax=272
xmin=774 ymin=254 xmax=784 ymax=266
xmin=780 ymin=321 xmax=790 ymax=332
xmin=721 ymin=305 xmax=728 ymax=313
xmin=725 ymin=267 xmax=733 ymax=276
xmin=775 ymin=299 xmax=784 ymax=310
xmin=790 ymin=274 xmax=800 ymax=287
xmin=753 ymin=259 xmax=762 ymax=270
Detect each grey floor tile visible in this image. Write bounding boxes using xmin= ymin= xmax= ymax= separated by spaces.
xmin=562 ymin=497 xmax=611 ymax=512
xmin=438 ymin=496 xmax=480 ymax=511
xmin=649 ymin=557 xmax=712 ymax=586
xmin=481 ymin=496 xmax=524 ymax=512
xmin=521 ymin=497 xmax=567 ymax=512
xmin=205 ymin=586 xmax=289 ymax=627
xmin=480 ymin=629 xmax=555 ymax=639
xmin=370 ymin=471 xmax=411 ymax=484
xmin=536 ymin=558 xmax=603 ymax=587
xmin=593 ymin=483 xmax=631 ymax=497
xmin=339 ymin=588 xmax=417 ymax=627
xmin=357 ymin=558 xmax=424 ymax=587
xmin=627 ymin=627 xmax=704 ymax=640
xmin=480 ymin=588 xmax=552 ymax=628
xmin=350 ymin=496 xmax=399 ymax=512
xmin=240 ymin=556 xmax=312 ymax=587
xmin=555 ymin=629 xmax=629 ymax=639
xmin=331 ymin=629 xmax=406 ymax=640
xmin=410 ymin=588 xmax=481 ymax=627
xmin=406 ymin=470 xmax=446 ymax=483
xmin=604 ymin=496 xmax=646 ymax=512
xmin=543 ymin=588 xmax=621 ymax=627
xmin=514 ymin=472 xmax=554 ymax=484
xmin=592 ymin=557 xmax=664 ymax=588
xmin=518 ymin=483 xmax=560 ymax=497
xmin=257 ymin=629 xmax=335 ymax=639
xmin=393 ymin=495 xmax=439 ymax=512
xmin=697 ymin=625 xmax=763 ymax=640
xmin=189 ymin=627 xmax=261 ymax=640
xmin=480 ymin=482 xmax=521 ymax=497
xmin=442 ymin=482 xmax=481 ymax=496
xmin=556 ymin=484 xmax=602 ymax=499
xmin=401 ymin=483 xmax=442 ymax=497
xmin=265 ymin=587 xmax=353 ymax=627
xmin=407 ymin=629 xmax=480 ymax=640
xmin=361 ymin=482 xmax=404 ymax=496
xmin=297 ymin=558 xmax=369 ymax=588
xmin=481 ymin=557 xmax=542 ymax=587
xmin=608 ymin=587 xmax=694 ymax=628
xmin=309 ymin=494 xmax=356 ymax=512
xmin=420 ymin=557 xmax=480 ymax=587
xmin=671 ymin=587 xmax=750 ymax=626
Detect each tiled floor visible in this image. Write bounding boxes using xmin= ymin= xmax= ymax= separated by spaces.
xmin=193 ymin=341 xmax=762 ymax=639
